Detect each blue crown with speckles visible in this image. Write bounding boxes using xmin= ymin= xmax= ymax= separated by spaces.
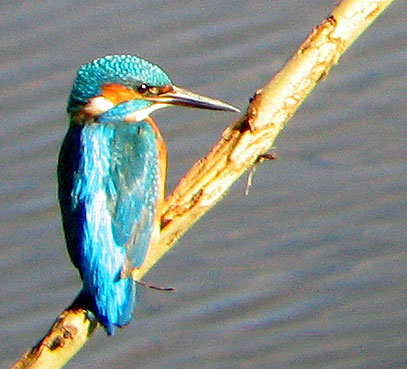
xmin=67 ymin=55 xmax=172 ymax=113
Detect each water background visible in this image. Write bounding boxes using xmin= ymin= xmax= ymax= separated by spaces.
xmin=1 ymin=1 xmax=406 ymax=368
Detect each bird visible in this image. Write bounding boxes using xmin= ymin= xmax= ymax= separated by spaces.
xmin=57 ymin=55 xmax=239 ymax=335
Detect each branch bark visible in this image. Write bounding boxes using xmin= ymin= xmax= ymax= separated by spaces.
xmin=11 ymin=0 xmax=395 ymax=367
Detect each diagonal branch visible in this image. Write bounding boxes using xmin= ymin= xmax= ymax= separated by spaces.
xmin=136 ymin=0 xmax=395 ymax=279
xmin=10 ymin=0 xmax=395 ymax=368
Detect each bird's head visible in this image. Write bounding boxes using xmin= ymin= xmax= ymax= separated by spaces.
xmin=68 ymin=55 xmax=239 ymax=124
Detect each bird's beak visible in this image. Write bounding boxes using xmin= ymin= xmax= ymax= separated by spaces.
xmin=145 ymin=85 xmax=240 ymax=113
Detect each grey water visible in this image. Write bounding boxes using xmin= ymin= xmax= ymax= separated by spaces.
xmin=1 ymin=1 xmax=406 ymax=368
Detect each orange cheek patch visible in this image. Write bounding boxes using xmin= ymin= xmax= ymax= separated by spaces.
xmin=101 ymin=83 xmax=142 ymax=105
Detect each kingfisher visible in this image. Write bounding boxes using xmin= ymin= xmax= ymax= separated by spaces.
xmin=57 ymin=55 xmax=239 ymax=335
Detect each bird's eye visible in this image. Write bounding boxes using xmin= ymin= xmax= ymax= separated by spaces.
xmin=137 ymin=84 xmax=160 ymax=96
xmin=137 ymin=84 xmax=149 ymax=94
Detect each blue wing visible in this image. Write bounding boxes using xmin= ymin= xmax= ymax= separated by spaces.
xmin=108 ymin=122 xmax=160 ymax=270
xmin=58 ymin=121 xmax=161 ymax=334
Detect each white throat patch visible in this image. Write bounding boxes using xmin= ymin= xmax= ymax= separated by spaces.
xmin=82 ymin=96 xmax=168 ymax=122
xmin=125 ymin=103 xmax=169 ymax=122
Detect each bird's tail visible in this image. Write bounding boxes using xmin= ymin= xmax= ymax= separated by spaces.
xmin=76 ymin=277 xmax=137 ymax=335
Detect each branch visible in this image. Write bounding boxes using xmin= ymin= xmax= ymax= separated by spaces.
xmin=11 ymin=0 xmax=394 ymax=368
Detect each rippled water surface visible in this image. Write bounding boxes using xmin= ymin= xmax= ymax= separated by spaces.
xmin=1 ymin=1 xmax=406 ymax=368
